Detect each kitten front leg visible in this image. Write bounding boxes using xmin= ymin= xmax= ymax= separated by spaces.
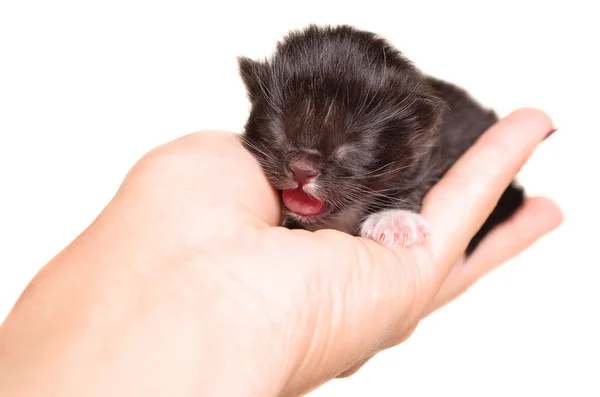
xmin=282 ymin=216 xmax=304 ymax=230
xmin=360 ymin=209 xmax=430 ymax=248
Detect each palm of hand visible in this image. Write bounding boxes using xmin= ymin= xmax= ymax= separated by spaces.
xmin=120 ymin=109 xmax=559 ymax=395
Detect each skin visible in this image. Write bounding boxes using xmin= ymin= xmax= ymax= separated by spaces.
xmin=0 ymin=108 xmax=562 ymax=397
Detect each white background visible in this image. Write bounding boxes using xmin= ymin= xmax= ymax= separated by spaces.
xmin=1 ymin=1 xmax=598 ymax=395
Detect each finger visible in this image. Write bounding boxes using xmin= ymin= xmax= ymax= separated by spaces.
xmin=423 ymin=196 xmax=563 ymax=316
xmin=421 ymin=108 xmax=554 ymax=265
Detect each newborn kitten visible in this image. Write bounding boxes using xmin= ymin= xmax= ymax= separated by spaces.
xmin=238 ymin=24 xmax=524 ymax=254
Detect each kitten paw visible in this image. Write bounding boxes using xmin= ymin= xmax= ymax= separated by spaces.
xmin=360 ymin=210 xmax=429 ymax=247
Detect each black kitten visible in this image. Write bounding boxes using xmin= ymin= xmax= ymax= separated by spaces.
xmin=239 ymin=24 xmax=523 ymax=254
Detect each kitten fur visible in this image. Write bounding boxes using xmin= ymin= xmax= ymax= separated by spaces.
xmin=239 ymin=24 xmax=524 ymax=254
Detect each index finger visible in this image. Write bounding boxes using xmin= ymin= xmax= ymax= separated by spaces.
xmin=421 ymin=108 xmax=554 ymax=264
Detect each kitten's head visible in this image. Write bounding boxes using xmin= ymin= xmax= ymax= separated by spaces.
xmin=239 ymin=25 xmax=445 ymax=230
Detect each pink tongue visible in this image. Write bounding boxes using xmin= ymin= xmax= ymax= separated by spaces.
xmin=282 ymin=188 xmax=323 ymax=216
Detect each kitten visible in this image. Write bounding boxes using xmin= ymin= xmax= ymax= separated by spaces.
xmin=239 ymin=24 xmax=524 ymax=253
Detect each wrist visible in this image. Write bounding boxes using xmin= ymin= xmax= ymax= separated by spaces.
xmin=0 ymin=212 xmax=291 ymax=397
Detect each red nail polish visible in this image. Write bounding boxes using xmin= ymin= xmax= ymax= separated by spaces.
xmin=544 ymin=128 xmax=557 ymax=140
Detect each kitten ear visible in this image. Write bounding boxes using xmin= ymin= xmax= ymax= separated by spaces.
xmin=238 ymin=56 xmax=268 ymax=102
xmin=415 ymin=94 xmax=447 ymax=131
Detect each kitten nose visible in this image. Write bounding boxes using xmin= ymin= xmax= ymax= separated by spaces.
xmin=289 ymin=160 xmax=318 ymax=184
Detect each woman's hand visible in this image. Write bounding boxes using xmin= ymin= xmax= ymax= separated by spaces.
xmin=0 ymin=109 xmax=561 ymax=397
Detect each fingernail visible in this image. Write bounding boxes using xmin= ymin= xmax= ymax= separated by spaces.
xmin=544 ymin=128 xmax=558 ymax=140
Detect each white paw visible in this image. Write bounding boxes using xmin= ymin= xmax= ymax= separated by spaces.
xmin=360 ymin=209 xmax=429 ymax=247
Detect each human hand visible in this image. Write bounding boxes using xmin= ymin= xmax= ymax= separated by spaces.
xmin=0 ymin=109 xmax=561 ymax=397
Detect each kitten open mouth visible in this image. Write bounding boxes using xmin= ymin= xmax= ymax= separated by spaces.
xmin=282 ymin=187 xmax=324 ymax=217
